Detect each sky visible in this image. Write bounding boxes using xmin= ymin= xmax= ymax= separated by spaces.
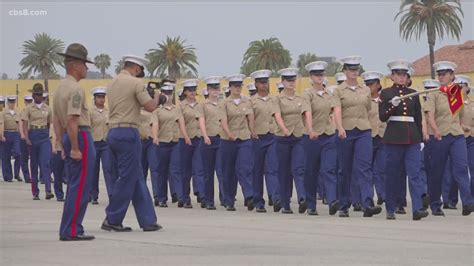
xmin=1 ymin=0 xmax=473 ymax=79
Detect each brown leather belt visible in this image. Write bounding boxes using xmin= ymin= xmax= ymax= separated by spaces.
xmin=109 ymin=123 xmax=139 ymax=129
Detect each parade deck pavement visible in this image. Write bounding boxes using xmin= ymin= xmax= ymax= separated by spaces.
xmin=1 ymin=180 xmax=473 ymax=265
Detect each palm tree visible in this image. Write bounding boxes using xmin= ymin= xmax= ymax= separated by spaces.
xmin=144 ymin=53 xmax=159 ymax=78
xmin=147 ymin=36 xmax=199 ymax=81
xmin=395 ymin=0 xmax=463 ymax=78
xmin=94 ymin=53 xmax=111 ymax=79
xmin=19 ymin=33 xmax=64 ymax=94
xmin=241 ymin=37 xmax=291 ymax=76
xmin=296 ymin=53 xmax=318 ymax=77
xmin=115 ymin=59 xmax=124 ymax=75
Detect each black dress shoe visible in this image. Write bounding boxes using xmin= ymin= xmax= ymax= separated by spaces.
xmin=322 ymin=198 xmax=328 ymax=205
xmin=142 ymin=223 xmax=163 ymax=232
xmin=154 ymin=199 xmax=159 ymax=207
xmin=339 ymin=210 xmax=349 ymax=217
xmin=386 ymin=213 xmax=396 ymax=220
xmin=413 ymin=210 xmax=429 ymax=220
xmin=159 ymin=202 xmax=168 ymax=208
xmin=273 ymin=200 xmax=282 ymax=213
xmin=422 ymin=194 xmax=430 ymax=210
xmin=353 ymin=203 xmax=362 ymax=212
xmin=45 ymin=193 xmax=55 ymax=200
xmin=268 ymin=198 xmax=273 ymax=206
xmin=60 ymin=234 xmax=95 ymax=241
xmin=462 ymin=204 xmax=474 ymax=216
xmin=15 ymin=176 xmax=23 ymax=182
xmin=91 ymin=200 xmax=99 ymax=205
xmin=183 ymin=202 xmax=193 ymax=209
xmin=226 ymin=206 xmax=236 ymax=211
xmin=200 ymin=201 xmax=206 ymax=209
xmin=298 ymin=200 xmax=307 ymax=214
xmin=246 ymin=198 xmax=255 ymax=211
xmin=171 ymin=194 xmax=178 ymax=203
xmin=33 ymin=195 xmax=40 ymax=200
xmin=329 ymin=201 xmax=339 ymax=216
xmin=101 ymin=220 xmax=132 ymax=232
xmin=5 ymin=180 xmax=13 ymax=182
xmin=206 ymin=205 xmax=216 ymax=210
xmin=57 ymin=198 xmax=65 ymax=202
xmin=443 ymin=203 xmax=457 ymax=210
xmin=395 ymin=207 xmax=406 ymax=214
xmin=281 ymin=208 xmax=293 ymax=214
xmin=177 ymin=201 xmax=184 ymax=208
xmin=432 ymin=209 xmax=445 ymax=216
xmin=256 ymin=207 xmax=267 ymax=213
xmin=363 ymin=206 xmax=382 ymax=217
xmin=307 ymin=209 xmax=318 ymax=216
xmin=377 ymin=196 xmax=384 ymax=206
xmin=196 ymin=197 xmax=201 ymax=204
xmin=24 ymin=180 xmax=31 ymax=183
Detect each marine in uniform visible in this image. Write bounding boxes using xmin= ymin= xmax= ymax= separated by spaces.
xmin=424 ymin=61 xmax=474 ymax=216
xmin=220 ymin=74 xmax=255 ymax=211
xmin=178 ymin=79 xmax=205 ymax=208
xmin=19 ymin=95 xmax=33 ymax=183
xmin=2 ymin=96 xmax=22 ymax=182
xmin=249 ymin=69 xmax=280 ymax=213
xmin=23 ymin=84 xmax=54 ymax=200
xmin=379 ymin=60 xmax=428 ymax=220
xmin=53 ymin=43 xmax=96 ymax=240
xmin=302 ymin=61 xmax=338 ymax=216
xmin=102 ymin=55 xmax=161 ymax=232
xmin=362 ymin=71 xmax=386 ymax=206
xmin=199 ymin=76 xmax=224 ymax=210
xmin=333 ymin=56 xmax=382 ymax=217
xmin=152 ymin=84 xmax=186 ymax=207
xmin=335 ymin=72 xmax=347 ymax=85
xmin=273 ymin=68 xmax=307 ymax=214
xmin=89 ymin=87 xmax=113 ymax=204
xmin=458 ymin=75 xmax=474 ymax=197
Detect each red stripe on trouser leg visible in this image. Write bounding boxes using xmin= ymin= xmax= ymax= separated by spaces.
xmin=70 ymin=131 xmax=88 ymax=237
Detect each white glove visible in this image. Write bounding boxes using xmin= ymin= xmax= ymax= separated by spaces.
xmin=420 ymin=143 xmax=425 ymax=151
xmin=391 ymin=96 xmax=401 ymax=106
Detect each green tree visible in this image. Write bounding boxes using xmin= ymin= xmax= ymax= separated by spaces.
xmin=395 ymin=0 xmax=463 ymax=78
xmin=115 ymin=59 xmax=124 ymax=75
xmin=147 ymin=36 xmax=199 ymax=81
xmin=19 ymin=32 xmax=65 ymax=94
xmin=94 ymin=53 xmax=111 ymax=79
xmin=241 ymin=37 xmax=291 ymax=76
xmin=296 ymin=53 xmax=318 ymax=77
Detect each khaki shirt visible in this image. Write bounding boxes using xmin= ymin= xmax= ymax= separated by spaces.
xmin=250 ymin=95 xmax=276 ymax=135
xmin=139 ymin=109 xmax=153 ymax=139
xmin=2 ymin=108 xmax=20 ymax=131
xmin=90 ymin=106 xmax=109 ymax=141
xmin=220 ymin=97 xmax=253 ymax=140
xmin=303 ymin=89 xmax=336 ymax=135
xmin=332 ymin=82 xmax=372 ymax=131
xmin=152 ymin=105 xmax=182 ymax=143
xmin=53 ymin=75 xmax=91 ymax=128
xmin=273 ymin=94 xmax=308 ymax=137
xmin=369 ymin=98 xmax=386 ymax=138
xmin=462 ymin=94 xmax=474 ymax=138
xmin=424 ymin=90 xmax=463 ymax=136
xmin=179 ymin=99 xmax=203 ymax=139
xmin=23 ymin=103 xmax=52 ymax=127
xmin=202 ymin=99 xmax=223 ymax=137
xmin=107 ymin=70 xmax=151 ymax=126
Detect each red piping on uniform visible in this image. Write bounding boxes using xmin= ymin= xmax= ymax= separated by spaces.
xmin=70 ymin=131 xmax=88 ymax=238
xmin=28 ymin=144 xmax=35 ymax=196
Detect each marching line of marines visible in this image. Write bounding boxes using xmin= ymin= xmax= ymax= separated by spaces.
xmin=1 ymin=43 xmax=474 ymax=241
